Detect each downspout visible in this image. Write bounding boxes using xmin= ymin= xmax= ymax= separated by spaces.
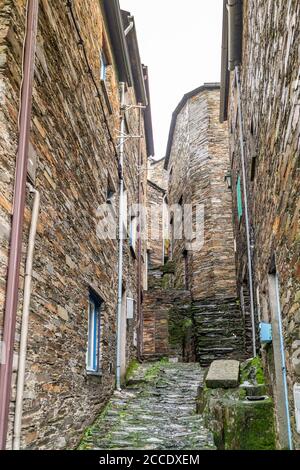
xmin=275 ymin=274 xmax=293 ymax=450
xmin=0 ymin=0 xmax=39 ymax=450
xmin=13 ymin=185 xmax=40 ymax=450
xmin=235 ymin=65 xmax=257 ymax=357
xmin=136 ymin=104 xmax=143 ymax=361
xmin=116 ymin=82 xmax=126 ymax=390
xmin=162 ymin=194 xmax=167 ymax=263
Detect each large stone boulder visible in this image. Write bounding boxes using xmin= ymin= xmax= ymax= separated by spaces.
xmin=198 ymin=357 xmax=276 ymax=450
xmin=205 ymin=360 xmax=240 ymax=389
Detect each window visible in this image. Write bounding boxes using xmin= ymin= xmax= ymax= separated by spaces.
xmin=100 ymin=50 xmax=108 ymax=82
xmin=236 ymin=175 xmax=243 ymax=221
xmin=129 ymin=215 xmax=137 ymax=257
xmin=183 ymin=250 xmax=189 ymax=290
xmin=99 ymin=47 xmax=112 ymax=114
xmin=106 ymin=174 xmax=116 ymax=206
xmin=86 ymin=293 xmax=102 ymax=374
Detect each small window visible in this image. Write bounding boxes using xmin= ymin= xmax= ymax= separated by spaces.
xmin=86 ymin=293 xmax=102 ymax=374
xmin=250 ymin=156 xmax=257 ymax=181
xmin=100 ymin=50 xmax=108 ymax=82
xmin=129 ymin=215 xmax=137 ymax=257
xmin=106 ymin=175 xmax=116 ymax=205
xmin=237 ymin=175 xmax=243 ymax=221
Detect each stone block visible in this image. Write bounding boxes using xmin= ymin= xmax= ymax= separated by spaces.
xmin=206 ymin=360 xmax=240 ymax=389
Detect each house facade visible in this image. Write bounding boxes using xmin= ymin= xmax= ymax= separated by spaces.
xmin=142 ymin=84 xmax=250 ymax=365
xmin=220 ymin=0 xmax=300 ymax=449
xmin=0 ymin=0 xmax=153 ymax=450
xmin=163 ymin=84 xmax=249 ymax=365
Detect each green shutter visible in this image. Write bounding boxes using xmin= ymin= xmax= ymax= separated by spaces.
xmin=237 ymin=176 xmax=243 ymax=220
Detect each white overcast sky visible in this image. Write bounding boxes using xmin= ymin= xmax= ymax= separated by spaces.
xmin=120 ymin=0 xmax=224 ymax=158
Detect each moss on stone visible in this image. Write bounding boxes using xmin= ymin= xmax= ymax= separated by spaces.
xmin=144 ymin=358 xmax=168 ymax=381
xmin=161 ymin=261 xmax=175 ymax=274
xmin=240 ymin=356 xmax=265 ymax=385
xmin=168 ymin=307 xmax=193 ymax=348
xmin=77 ymin=401 xmax=112 ymax=450
xmin=201 ymin=357 xmax=276 ymax=450
xmin=125 ymin=359 xmax=140 ymax=383
xmin=224 ymin=398 xmax=276 ymax=450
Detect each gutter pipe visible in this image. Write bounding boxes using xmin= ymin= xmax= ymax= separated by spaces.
xmin=0 ymin=0 xmax=39 ymax=449
xmin=13 ymin=185 xmax=40 ymax=450
xmin=275 ymin=274 xmax=293 ymax=450
xmin=235 ymin=65 xmax=257 ymax=358
xmin=136 ymin=104 xmax=143 ymax=360
xmin=227 ymin=0 xmax=243 ymax=71
xmin=162 ymin=194 xmax=167 ymax=262
xmin=116 ymin=82 xmax=126 ymax=390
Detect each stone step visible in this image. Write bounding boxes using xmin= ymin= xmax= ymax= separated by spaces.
xmin=79 ymin=362 xmax=216 ymax=451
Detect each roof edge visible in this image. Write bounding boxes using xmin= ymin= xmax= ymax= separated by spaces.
xmin=103 ymin=0 xmax=133 ymax=86
xmin=164 ymin=83 xmax=220 ymax=170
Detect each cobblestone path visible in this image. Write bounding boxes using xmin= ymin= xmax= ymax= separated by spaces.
xmin=79 ymin=362 xmax=215 ymax=450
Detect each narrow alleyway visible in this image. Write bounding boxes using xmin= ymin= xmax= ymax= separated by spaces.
xmin=79 ymin=362 xmax=215 ymax=450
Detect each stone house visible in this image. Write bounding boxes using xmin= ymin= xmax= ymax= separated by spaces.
xmin=142 ymin=84 xmax=250 ymax=365
xmin=0 ymin=0 xmax=153 ymax=450
xmin=164 ymin=84 xmax=249 ymax=365
xmin=146 ymin=158 xmax=168 ymax=271
xmin=220 ymin=0 xmax=300 ymax=449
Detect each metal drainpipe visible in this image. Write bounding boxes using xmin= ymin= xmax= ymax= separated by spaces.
xmin=116 ymin=82 xmax=126 ymax=391
xmin=13 ymin=185 xmax=40 ymax=450
xmin=235 ymin=65 xmax=257 ymax=358
xmin=162 ymin=194 xmax=167 ymax=263
xmin=275 ymin=274 xmax=293 ymax=450
xmin=0 ymin=0 xmax=39 ymax=450
xmin=136 ymin=104 xmax=143 ymax=361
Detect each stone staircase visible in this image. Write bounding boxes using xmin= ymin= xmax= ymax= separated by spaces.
xmin=79 ymin=362 xmax=215 ymax=450
xmin=192 ymin=297 xmax=246 ymax=367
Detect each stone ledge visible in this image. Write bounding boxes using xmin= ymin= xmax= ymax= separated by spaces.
xmin=205 ymin=360 xmax=240 ymax=389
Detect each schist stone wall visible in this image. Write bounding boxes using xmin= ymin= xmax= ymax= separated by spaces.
xmin=167 ymin=86 xmax=237 ymax=300
xmin=0 ymin=0 xmax=148 ymax=449
xmin=164 ymin=85 xmax=247 ymax=364
xmin=146 ymin=158 xmax=168 ymax=270
xmin=226 ymin=0 xmax=300 ymax=448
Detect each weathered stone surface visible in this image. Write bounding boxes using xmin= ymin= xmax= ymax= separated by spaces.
xmin=193 ymin=297 xmax=247 ymax=366
xmin=200 ymin=357 xmax=275 ymax=450
xmin=155 ymin=85 xmax=247 ymax=365
xmin=166 ymin=86 xmax=237 ymax=300
xmin=0 ymin=0 xmax=150 ymax=450
xmin=79 ymin=362 xmax=215 ymax=450
xmin=206 ymin=360 xmax=240 ymax=389
xmin=225 ymin=0 xmax=300 ymax=449
xmin=143 ymin=284 xmax=192 ymax=360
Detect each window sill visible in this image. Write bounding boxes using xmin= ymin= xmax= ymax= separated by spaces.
xmin=86 ymin=370 xmax=102 ymax=378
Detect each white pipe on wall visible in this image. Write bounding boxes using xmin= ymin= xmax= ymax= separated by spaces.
xmin=235 ymin=65 xmax=257 ymax=357
xmin=13 ymin=184 xmax=40 ymax=450
xmin=116 ymin=82 xmax=126 ymax=391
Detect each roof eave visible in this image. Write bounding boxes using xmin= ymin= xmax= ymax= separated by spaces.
xmin=103 ymin=0 xmax=133 ymax=86
xmin=220 ymin=0 xmax=230 ymax=123
xmin=122 ymin=10 xmax=148 ymax=105
xmin=143 ymin=65 xmax=155 ymax=157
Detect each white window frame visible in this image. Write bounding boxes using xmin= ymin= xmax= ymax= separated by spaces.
xmin=100 ymin=50 xmax=108 ymax=82
xmin=86 ymin=295 xmax=101 ymax=375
